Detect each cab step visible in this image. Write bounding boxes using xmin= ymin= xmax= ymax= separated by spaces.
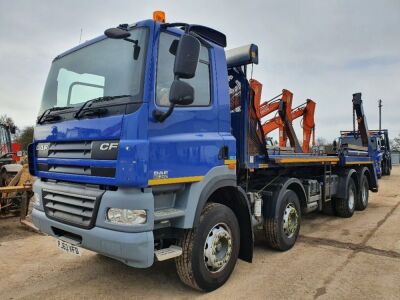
xmin=155 ymin=245 xmax=182 ymax=261
xmin=154 ymin=208 xmax=185 ymax=222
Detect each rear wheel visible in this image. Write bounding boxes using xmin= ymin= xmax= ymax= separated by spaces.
xmin=377 ymin=164 xmax=382 ymax=178
xmin=382 ymin=161 xmax=387 ymax=176
xmin=355 ymin=175 xmax=369 ymax=211
xmin=265 ymin=190 xmax=301 ymax=251
xmin=175 ymin=203 xmax=240 ymax=292
xmin=334 ymin=178 xmax=356 ymax=218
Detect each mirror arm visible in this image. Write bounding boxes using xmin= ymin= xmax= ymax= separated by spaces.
xmin=153 ymin=75 xmax=182 ymax=122
xmin=153 ymin=104 xmax=175 ymax=123
xmin=123 ymin=38 xmax=138 ymax=45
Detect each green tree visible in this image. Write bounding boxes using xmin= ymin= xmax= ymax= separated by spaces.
xmin=16 ymin=126 xmax=34 ymax=151
xmin=390 ymin=134 xmax=400 ymax=152
xmin=0 ymin=114 xmax=17 ymax=129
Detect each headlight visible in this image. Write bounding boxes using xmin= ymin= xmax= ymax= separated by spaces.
xmin=106 ymin=208 xmax=147 ymax=225
xmin=32 ymin=193 xmax=41 ymax=208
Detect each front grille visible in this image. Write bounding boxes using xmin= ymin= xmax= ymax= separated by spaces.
xmin=37 ymin=164 xmax=115 ymax=177
xmin=47 ymin=142 xmax=92 ymax=159
xmin=36 ymin=140 xmax=119 ymax=160
xmin=42 ymin=182 xmax=104 ymax=229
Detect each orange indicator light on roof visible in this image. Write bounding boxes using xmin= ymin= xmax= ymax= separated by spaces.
xmin=153 ymin=11 xmax=166 ymax=23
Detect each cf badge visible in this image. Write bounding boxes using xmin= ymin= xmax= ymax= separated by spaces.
xmin=99 ymin=142 xmax=119 ymax=151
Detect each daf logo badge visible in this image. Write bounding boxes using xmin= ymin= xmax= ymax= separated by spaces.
xmin=36 ymin=144 xmax=49 ymax=151
xmin=99 ymin=142 xmax=119 ymax=151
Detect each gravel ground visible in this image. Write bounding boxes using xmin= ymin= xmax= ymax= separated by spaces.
xmin=1 ymin=167 xmax=399 ymax=299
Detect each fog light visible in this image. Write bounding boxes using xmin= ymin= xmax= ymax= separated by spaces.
xmin=106 ymin=208 xmax=147 ymax=225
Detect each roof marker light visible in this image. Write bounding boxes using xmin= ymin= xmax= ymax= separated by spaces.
xmin=153 ymin=11 xmax=166 ymax=23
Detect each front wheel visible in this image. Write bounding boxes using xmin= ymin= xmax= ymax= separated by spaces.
xmin=175 ymin=203 xmax=240 ymax=292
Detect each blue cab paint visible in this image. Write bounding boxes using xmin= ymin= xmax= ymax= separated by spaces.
xmin=31 ymin=19 xmax=234 ymax=187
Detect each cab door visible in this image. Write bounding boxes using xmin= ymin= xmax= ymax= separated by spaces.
xmin=147 ymin=31 xmax=223 ymax=184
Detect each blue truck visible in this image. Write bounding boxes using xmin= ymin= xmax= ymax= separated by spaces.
xmin=338 ymin=99 xmax=392 ymax=179
xmin=30 ymin=12 xmax=379 ymax=291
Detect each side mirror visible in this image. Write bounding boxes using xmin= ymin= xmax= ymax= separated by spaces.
xmin=104 ymin=25 xmax=140 ymax=60
xmin=169 ymin=80 xmax=194 ymax=106
xmin=174 ymin=34 xmax=200 ymax=79
xmin=104 ymin=27 xmax=131 ymax=39
xmin=153 ymin=34 xmax=200 ymax=123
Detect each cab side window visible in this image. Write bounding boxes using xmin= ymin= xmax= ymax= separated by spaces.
xmin=156 ymin=32 xmax=211 ymax=106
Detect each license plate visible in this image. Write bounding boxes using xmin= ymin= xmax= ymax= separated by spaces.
xmin=56 ymin=239 xmax=81 ymax=256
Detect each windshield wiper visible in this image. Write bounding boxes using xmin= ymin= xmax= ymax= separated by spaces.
xmin=37 ymin=106 xmax=73 ymax=124
xmin=40 ymin=115 xmax=62 ymax=124
xmin=74 ymin=95 xmax=131 ymax=119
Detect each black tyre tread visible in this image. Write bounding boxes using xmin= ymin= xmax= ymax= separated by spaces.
xmin=334 ymin=179 xmax=355 ymax=218
xmin=175 ymin=202 xmax=221 ymax=291
xmin=265 ymin=218 xmax=281 ymax=250
xmin=355 ymin=175 xmax=369 ymax=211
xmin=264 ymin=190 xmax=300 ymax=251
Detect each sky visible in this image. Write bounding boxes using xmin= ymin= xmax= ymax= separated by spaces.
xmin=0 ymin=0 xmax=399 ymax=141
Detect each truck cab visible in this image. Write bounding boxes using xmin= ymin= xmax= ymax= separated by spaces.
xmin=30 ymin=15 xmax=251 ymax=291
xmin=338 ymin=134 xmax=383 ymax=178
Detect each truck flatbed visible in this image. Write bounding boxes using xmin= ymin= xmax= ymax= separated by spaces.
xmin=245 ymin=152 xmax=373 ymax=170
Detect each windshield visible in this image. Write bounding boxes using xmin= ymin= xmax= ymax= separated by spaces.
xmin=0 ymin=125 xmax=11 ymax=156
xmin=39 ymin=27 xmax=148 ymax=116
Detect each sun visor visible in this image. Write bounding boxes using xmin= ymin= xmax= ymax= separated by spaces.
xmin=226 ymin=44 xmax=258 ymax=68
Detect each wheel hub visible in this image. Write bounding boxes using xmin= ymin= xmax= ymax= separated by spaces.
xmin=204 ymin=223 xmax=232 ymax=273
xmin=362 ymin=183 xmax=368 ymax=205
xmin=348 ymin=188 xmax=355 ymax=210
xmin=282 ymin=203 xmax=298 ymax=238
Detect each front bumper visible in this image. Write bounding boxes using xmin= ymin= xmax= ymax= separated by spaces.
xmin=31 ymin=179 xmax=155 ymax=268
xmin=32 ymin=208 xmax=154 ymax=268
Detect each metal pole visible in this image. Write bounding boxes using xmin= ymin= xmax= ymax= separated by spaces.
xmin=378 ymin=99 xmax=382 ymax=132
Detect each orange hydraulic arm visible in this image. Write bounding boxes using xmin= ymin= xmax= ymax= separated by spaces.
xmin=250 ymin=79 xmax=281 ymax=119
xmin=260 ymin=89 xmax=294 ymax=146
xmin=301 ymin=99 xmax=316 ymax=153
xmin=262 ymin=99 xmax=316 ymax=152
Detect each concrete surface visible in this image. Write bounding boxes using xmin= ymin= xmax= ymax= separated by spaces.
xmin=1 ymin=167 xmax=399 ymax=299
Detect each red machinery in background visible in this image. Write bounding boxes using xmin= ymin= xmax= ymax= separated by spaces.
xmin=12 ymin=143 xmax=21 ymax=162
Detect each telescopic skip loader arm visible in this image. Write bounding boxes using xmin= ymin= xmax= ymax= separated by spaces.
xmin=278 ymin=91 xmax=303 ymax=152
xmin=301 ymin=99 xmax=316 ymax=152
xmin=250 ymin=79 xmax=280 ymax=119
xmin=262 ymin=99 xmax=316 ymax=152
xmin=352 ymin=93 xmax=369 ymax=147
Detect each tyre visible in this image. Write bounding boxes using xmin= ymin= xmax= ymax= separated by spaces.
xmin=355 ymin=175 xmax=369 ymax=211
xmin=265 ymin=190 xmax=301 ymax=251
xmin=382 ymin=161 xmax=388 ymax=176
xmin=175 ymin=203 xmax=240 ymax=292
xmin=334 ymin=178 xmax=356 ymax=217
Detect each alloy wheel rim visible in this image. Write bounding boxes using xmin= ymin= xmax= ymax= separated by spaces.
xmin=348 ymin=187 xmax=355 ymax=210
xmin=362 ymin=182 xmax=368 ymax=205
xmin=282 ymin=203 xmax=299 ymax=238
xmin=204 ymin=223 xmax=233 ymax=273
